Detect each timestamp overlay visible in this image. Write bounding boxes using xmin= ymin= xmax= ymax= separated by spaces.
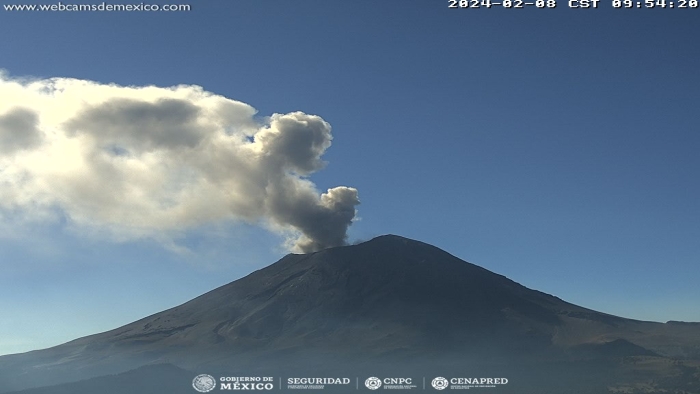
xmin=448 ymin=0 xmax=698 ymax=8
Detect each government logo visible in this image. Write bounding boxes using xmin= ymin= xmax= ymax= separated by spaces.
xmin=219 ymin=376 xmax=274 ymax=390
xmin=365 ymin=377 xmax=382 ymax=390
xmin=434 ymin=377 xmax=509 ymax=390
xmin=431 ymin=377 xmax=449 ymax=390
xmin=192 ymin=374 xmax=217 ymax=393
xmin=287 ymin=377 xmax=351 ymax=390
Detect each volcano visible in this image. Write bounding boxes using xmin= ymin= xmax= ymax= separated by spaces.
xmin=1 ymin=235 xmax=699 ymax=393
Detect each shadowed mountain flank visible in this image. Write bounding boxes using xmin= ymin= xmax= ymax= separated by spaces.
xmin=1 ymin=235 xmax=699 ymax=393
xmin=4 ymin=364 xmax=194 ymax=394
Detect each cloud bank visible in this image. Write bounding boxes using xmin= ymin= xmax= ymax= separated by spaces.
xmin=0 ymin=73 xmax=359 ymax=253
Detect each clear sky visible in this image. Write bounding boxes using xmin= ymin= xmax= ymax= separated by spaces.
xmin=1 ymin=1 xmax=699 ymax=356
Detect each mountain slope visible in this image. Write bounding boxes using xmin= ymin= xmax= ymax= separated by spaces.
xmin=1 ymin=235 xmax=699 ymax=393
xmin=5 ymin=364 xmax=193 ymax=394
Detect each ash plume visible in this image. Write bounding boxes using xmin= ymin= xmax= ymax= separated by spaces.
xmin=0 ymin=73 xmax=359 ymax=253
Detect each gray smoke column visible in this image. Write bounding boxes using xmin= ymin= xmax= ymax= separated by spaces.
xmin=0 ymin=73 xmax=359 ymax=252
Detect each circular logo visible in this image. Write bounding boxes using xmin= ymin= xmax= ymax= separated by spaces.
xmin=431 ymin=377 xmax=449 ymax=390
xmin=365 ymin=377 xmax=382 ymax=390
xmin=192 ymin=374 xmax=217 ymax=393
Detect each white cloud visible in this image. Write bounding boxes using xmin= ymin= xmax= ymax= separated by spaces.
xmin=0 ymin=73 xmax=359 ymax=253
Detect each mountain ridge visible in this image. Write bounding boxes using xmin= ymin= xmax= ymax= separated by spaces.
xmin=1 ymin=234 xmax=699 ymax=393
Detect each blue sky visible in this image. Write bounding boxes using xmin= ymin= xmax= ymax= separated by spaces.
xmin=1 ymin=1 xmax=699 ymax=356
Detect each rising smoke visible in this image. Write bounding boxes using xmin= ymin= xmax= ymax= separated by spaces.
xmin=0 ymin=73 xmax=359 ymax=253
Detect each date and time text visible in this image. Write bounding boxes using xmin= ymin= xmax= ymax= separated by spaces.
xmin=448 ymin=0 xmax=698 ymax=9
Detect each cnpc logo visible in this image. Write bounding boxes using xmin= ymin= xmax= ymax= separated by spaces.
xmin=365 ymin=377 xmax=414 ymax=390
xmin=365 ymin=377 xmax=382 ymax=390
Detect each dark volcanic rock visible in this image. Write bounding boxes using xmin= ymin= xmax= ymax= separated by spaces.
xmin=1 ymin=235 xmax=699 ymax=393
